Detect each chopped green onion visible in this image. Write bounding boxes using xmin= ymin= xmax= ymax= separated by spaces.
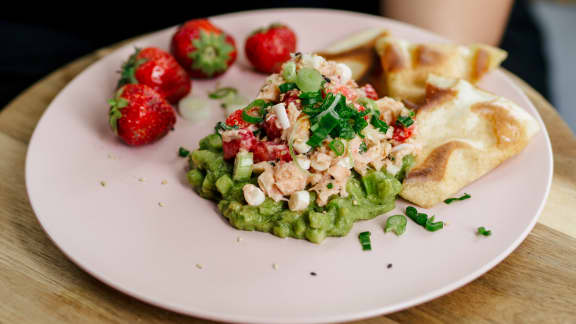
xmin=371 ymin=113 xmax=389 ymax=133
xmin=396 ymin=115 xmax=414 ymax=128
xmin=300 ymin=91 xmax=323 ymax=109
xmin=384 ymin=215 xmax=407 ymax=236
xmin=208 ymin=87 xmax=238 ymax=99
xmin=409 ymin=110 xmax=416 ymax=117
xmin=241 ymin=99 xmax=269 ymax=124
xmin=329 ymin=139 xmax=345 ymax=156
xmin=282 ymin=61 xmax=297 ymax=82
xmin=327 ymin=183 xmax=334 ymax=189
xmin=425 ymin=216 xmax=444 ymax=232
xmin=357 ymin=97 xmax=377 ymax=112
xmin=178 ymin=147 xmax=190 ymax=157
xmin=214 ymin=121 xmax=238 ymax=133
xmin=444 ymin=193 xmax=471 ymax=204
xmin=405 ymin=206 xmax=444 ymax=232
xmin=477 ymin=227 xmax=492 ymax=236
xmin=296 ymin=67 xmax=324 ymax=93
xmin=306 ymin=94 xmax=342 ymax=147
xmin=279 ymin=82 xmax=298 ymax=93
xmin=358 ymin=231 xmax=372 ymax=251
xmin=359 ymin=142 xmax=368 ymax=153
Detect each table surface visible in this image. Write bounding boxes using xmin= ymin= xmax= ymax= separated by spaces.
xmin=1 ymin=44 xmax=575 ymax=323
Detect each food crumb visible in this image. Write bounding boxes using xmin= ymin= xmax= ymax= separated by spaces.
xmin=310 ymin=272 xmax=317 ymax=276
xmin=100 ymin=181 xmax=107 ymax=187
xmin=272 ymin=263 xmax=279 ymax=270
xmin=236 ymin=237 xmax=243 ymax=243
xmin=352 ymin=200 xmax=358 ymax=206
xmin=387 ymin=263 xmax=393 ymax=269
xmin=161 ymin=179 xmax=168 ymax=185
xmin=195 ymin=264 xmax=203 ymax=270
xmin=107 ymin=153 xmax=116 ymax=160
xmin=138 ymin=177 xmax=146 ymax=182
xmin=158 ymin=202 xmax=165 ymax=207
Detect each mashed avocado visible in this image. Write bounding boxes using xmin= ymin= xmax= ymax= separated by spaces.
xmin=187 ymin=134 xmax=413 ymax=244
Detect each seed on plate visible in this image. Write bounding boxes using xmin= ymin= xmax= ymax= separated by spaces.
xmin=387 ymin=263 xmax=393 ymax=269
xmin=161 ymin=179 xmax=168 ymax=185
xmin=236 ymin=237 xmax=243 ymax=243
xmin=100 ymin=180 xmax=107 ymax=187
xmin=158 ymin=202 xmax=165 ymax=207
xmin=138 ymin=177 xmax=146 ymax=182
xmin=272 ymin=263 xmax=279 ymax=270
xmin=195 ymin=264 xmax=203 ymax=270
xmin=107 ymin=153 xmax=117 ymax=160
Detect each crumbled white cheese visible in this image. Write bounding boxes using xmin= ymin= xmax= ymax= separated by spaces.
xmin=293 ymin=140 xmax=311 ymax=154
xmin=272 ymin=103 xmax=290 ymax=129
xmin=295 ymin=156 xmax=311 ymax=170
xmin=337 ymin=63 xmax=352 ymax=83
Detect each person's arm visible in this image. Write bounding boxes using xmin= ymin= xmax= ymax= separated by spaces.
xmin=381 ymin=0 xmax=514 ymax=45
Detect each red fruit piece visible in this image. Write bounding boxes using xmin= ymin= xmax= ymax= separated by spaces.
xmin=222 ymin=129 xmax=257 ymax=160
xmin=361 ymin=83 xmax=379 ymax=100
xmin=263 ymin=114 xmax=283 ymax=140
xmin=252 ymin=141 xmax=292 ymax=163
xmin=171 ymin=19 xmax=237 ymax=78
xmin=392 ymin=125 xmax=414 ymax=142
xmin=118 ymin=47 xmax=191 ymax=104
xmin=108 ymin=84 xmax=176 ymax=146
xmin=225 ymin=109 xmax=252 ymax=129
xmin=245 ymin=23 xmax=297 ymax=73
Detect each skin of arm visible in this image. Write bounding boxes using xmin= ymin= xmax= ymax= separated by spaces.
xmin=381 ymin=0 xmax=514 ymax=45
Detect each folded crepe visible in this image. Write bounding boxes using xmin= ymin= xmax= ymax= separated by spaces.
xmin=316 ymin=28 xmax=388 ymax=86
xmin=375 ymin=37 xmax=507 ymax=104
xmin=400 ymin=75 xmax=540 ymax=208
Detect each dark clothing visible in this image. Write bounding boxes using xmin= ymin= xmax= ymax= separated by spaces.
xmin=0 ymin=0 xmax=547 ymax=109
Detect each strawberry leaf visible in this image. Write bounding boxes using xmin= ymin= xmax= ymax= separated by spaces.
xmin=108 ymin=88 xmax=128 ymax=134
xmin=117 ymin=48 xmax=147 ymax=88
xmin=189 ymin=30 xmax=233 ymax=77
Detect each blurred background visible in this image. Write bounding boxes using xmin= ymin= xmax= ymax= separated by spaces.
xmin=0 ymin=0 xmax=574 ymax=130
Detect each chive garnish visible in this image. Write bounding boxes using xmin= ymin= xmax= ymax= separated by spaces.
xmin=279 ymin=82 xmax=298 ymax=93
xmin=444 ymin=193 xmax=471 ymax=204
xmin=327 ymin=183 xmax=334 ymax=189
xmin=178 ymin=147 xmax=190 ymax=157
xmin=384 ymin=215 xmax=407 ymax=236
xmin=241 ymin=99 xmax=269 ymax=124
xmin=405 ymin=206 xmax=444 ymax=232
xmin=329 ymin=139 xmax=345 ymax=156
xmin=396 ymin=115 xmax=414 ymax=128
xmin=208 ymin=87 xmax=238 ymax=99
xmin=477 ymin=227 xmax=492 ymax=236
xmin=359 ymin=142 xmax=368 ymax=153
xmin=358 ymin=231 xmax=372 ymax=251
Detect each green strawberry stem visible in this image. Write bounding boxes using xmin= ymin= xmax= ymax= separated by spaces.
xmin=117 ymin=48 xmax=147 ymax=88
xmin=108 ymin=88 xmax=128 ymax=134
xmin=189 ymin=30 xmax=234 ymax=77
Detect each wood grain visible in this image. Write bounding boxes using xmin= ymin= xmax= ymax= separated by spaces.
xmin=0 ymin=43 xmax=575 ymax=323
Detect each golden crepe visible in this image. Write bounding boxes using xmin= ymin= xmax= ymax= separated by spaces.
xmin=316 ymin=28 xmax=388 ymax=85
xmin=400 ymin=75 xmax=540 ymax=208
xmin=375 ymin=36 xmax=508 ymax=104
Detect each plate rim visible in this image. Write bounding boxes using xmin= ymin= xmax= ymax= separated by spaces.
xmin=24 ymin=8 xmax=554 ymax=324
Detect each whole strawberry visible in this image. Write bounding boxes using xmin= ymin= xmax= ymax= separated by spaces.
xmin=245 ymin=23 xmax=297 ymax=73
xmin=171 ymin=19 xmax=237 ymax=78
xmin=118 ymin=47 xmax=191 ymax=104
xmin=108 ymin=84 xmax=176 ymax=146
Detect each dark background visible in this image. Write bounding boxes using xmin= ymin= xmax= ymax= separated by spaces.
xmin=0 ymin=0 xmax=548 ymax=109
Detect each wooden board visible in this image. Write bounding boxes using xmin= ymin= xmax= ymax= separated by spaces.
xmin=1 ymin=44 xmax=575 ymax=323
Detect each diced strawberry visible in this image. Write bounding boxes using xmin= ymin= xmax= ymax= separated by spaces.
xmin=252 ymin=141 xmax=292 ymax=163
xmin=263 ymin=115 xmax=283 ymax=140
xmin=282 ymin=90 xmax=300 ymax=108
xmin=222 ymin=129 xmax=257 ymax=159
xmin=361 ymin=84 xmax=379 ymax=100
xmin=393 ymin=125 xmax=414 ymax=142
xmin=225 ymin=109 xmax=251 ymax=129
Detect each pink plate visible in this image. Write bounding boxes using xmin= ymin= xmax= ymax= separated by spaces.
xmin=26 ymin=9 xmax=552 ymax=324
